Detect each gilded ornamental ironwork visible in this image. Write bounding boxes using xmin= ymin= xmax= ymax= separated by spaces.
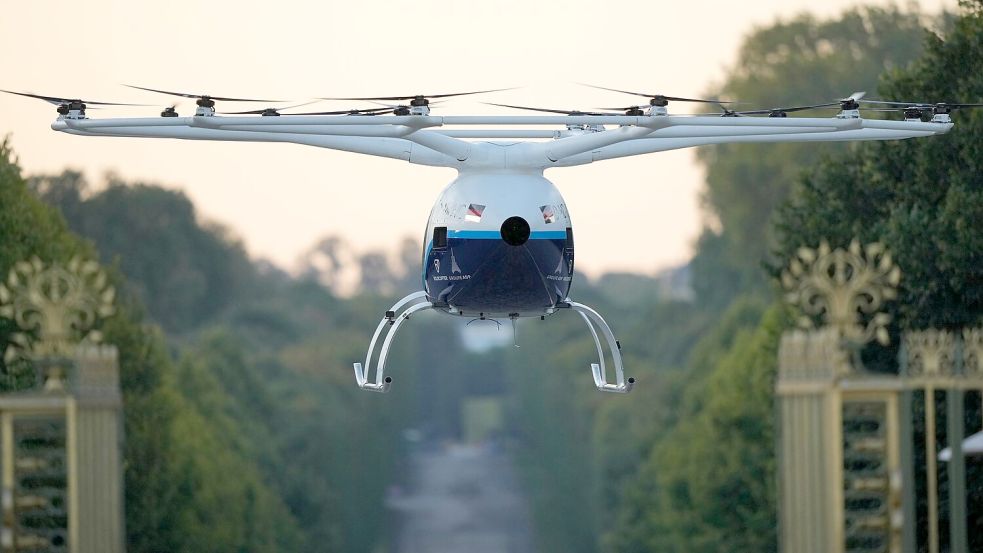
xmin=902 ymin=330 xmax=957 ymax=379
xmin=963 ymin=328 xmax=983 ymax=380
xmin=781 ymin=239 xmax=900 ymax=347
xmin=0 ymin=256 xmax=115 ymax=365
xmin=777 ymin=237 xmax=980 ymax=553
xmin=0 ymin=256 xmax=125 ymax=552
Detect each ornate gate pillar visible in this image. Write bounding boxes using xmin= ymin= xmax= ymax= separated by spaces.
xmin=777 ymin=241 xmax=904 ymax=553
xmin=777 ymin=240 xmax=981 ymax=553
xmin=0 ymin=257 xmax=124 ymax=553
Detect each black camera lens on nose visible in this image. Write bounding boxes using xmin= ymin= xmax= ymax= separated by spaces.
xmin=501 ymin=216 xmax=531 ymax=246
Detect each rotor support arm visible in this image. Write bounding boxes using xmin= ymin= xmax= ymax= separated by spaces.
xmin=530 ymin=124 xmax=664 ymax=164
xmin=50 ymin=112 xmax=954 ymax=170
xmin=524 ymin=115 xmax=862 ymax=166
xmin=564 ymin=121 xmax=952 ymax=166
xmin=401 ymin=129 xmax=472 ymax=161
xmin=195 ymin=113 xmax=472 ymax=161
xmin=53 ymin=120 xmax=458 ymax=166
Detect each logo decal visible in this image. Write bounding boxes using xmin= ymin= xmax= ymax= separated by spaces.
xmin=540 ymin=205 xmax=556 ymax=224
xmin=450 ymin=249 xmax=461 ymax=274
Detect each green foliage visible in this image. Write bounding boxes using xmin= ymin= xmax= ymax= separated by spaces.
xmin=604 ymin=305 xmax=787 ymax=553
xmin=497 ymin=281 xmax=720 ymax=552
xmin=1 ymin=141 xmax=305 ymax=552
xmin=0 ymin=139 xmax=93 ymax=387
xmin=692 ymin=6 xmax=936 ymax=307
xmin=3 ymin=5 xmax=973 ymax=552
xmin=505 ymin=6 xmax=956 ymax=553
xmin=29 ymin=172 xmax=255 ymax=333
xmin=22 ymin=158 xmax=459 ymax=551
xmin=775 ymin=1 xmax=983 ymax=331
xmin=775 ymin=3 xmax=983 ymax=548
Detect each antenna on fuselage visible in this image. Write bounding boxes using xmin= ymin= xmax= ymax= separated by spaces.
xmin=510 ymin=314 xmax=520 ymax=348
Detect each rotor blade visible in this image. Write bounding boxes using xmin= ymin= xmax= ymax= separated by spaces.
xmin=366 ymin=100 xmax=448 ymax=108
xmin=736 ymin=92 xmax=864 ymax=115
xmin=322 ymin=87 xmax=515 ymax=102
xmin=218 ymin=101 xmax=319 ymax=115
xmin=218 ymin=108 xmax=283 ymax=115
xmin=0 ymin=89 xmax=148 ymax=106
xmin=484 ymin=102 xmax=608 ymax=116
xmin=578 ymin=83 xmax=733 ymax=104
xmin=860 ymin=99 xmax=932 ymax=107
xmin=220 ymin=109 xmax=276 ymax=115
xmin=594 ymin=105 xmax=649 ymax=111
xmin=736 ymin=103 xmax=839 ymax=115
xmin=861 ymin=98 xmax=983 ymax=110
xmin=590 ymin=106 xmax=727 ymax=115
xmin=125 ymin=84 xmax=283 ymax=102
xmin=580 ymin=83 xmax=660 ymax=98
xmin=426 ymin=87 xmax=517 ymax=99
xmin=281 ymin=107 xmax=395 ymax=116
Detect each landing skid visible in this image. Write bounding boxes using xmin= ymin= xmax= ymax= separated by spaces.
xmin=352 ymin=293 xmax=632 ymax=394
xmin=566 ymin=300 xmax=635 ymax=393
xmin=353 ymin=291 xmax=432 ymax=392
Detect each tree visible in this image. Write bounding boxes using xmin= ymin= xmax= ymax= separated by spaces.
xmin=29 ymin=172 xmax=255 ymax=333
xmin=691 ymin=6 xmax=938 ymax=308
xmin=584 ymin=6 xmax=952 ymax=553
xmin=775 ymin=3 xmax=983 ymax=548
xmin=2 ymin=141 xmax=305 ymax=551
xmin=604 ymin=304 xmax=786 ymax=553
xmin=775 ymin=1 xmax=982 ymax=332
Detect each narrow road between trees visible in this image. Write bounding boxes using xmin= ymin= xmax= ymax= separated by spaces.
xmin=389 ymin=443 xmax=534 ymax=553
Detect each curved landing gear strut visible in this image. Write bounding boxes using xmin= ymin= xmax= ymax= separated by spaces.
xmin=353 ymin=291 xmax=432 ymax=393
xmin=567 ymin=300 xmax=635 ymax=393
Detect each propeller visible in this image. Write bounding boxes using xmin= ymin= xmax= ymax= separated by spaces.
xmin=323 ymin=88 xmax=514 ymax=107
xmin=124 ymin=85 xmax=284 ymax=107
xmin=860 ymin=98 xmax=983 ymax=115
xmin=580 ymin=84 xmax=734 ymax=107
xmin=280 ymin=107 xmax=396 ymax=116
xmin=720 ymin=92 xmax=867 ymax=117
xmin=594 ymin=105 xmax=652 ymax=116
xmin=711 ymin=103 xmax=744 ymax=117
xmin=734 ymin=104 xmax=839 ymax=117
xmin=859 ymin=106 xmax=929 ymax=119
xmin=1 ymin=89 xmax=150 ymax=115
xmin=1 ymin=89 xmax=148 ymax=107
xmin=484 ymin=102 xmax=610 ymax=116
xmin=217 ymin=101 xmax=322 ymax=116
xmin=836 ymin=91 xmax=866 ymax=110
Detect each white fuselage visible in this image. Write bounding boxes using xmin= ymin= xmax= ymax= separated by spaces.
xmin=422 ymin=171 xmax=574 ymax=319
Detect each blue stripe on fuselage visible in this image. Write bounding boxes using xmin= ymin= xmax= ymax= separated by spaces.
xmin=448 ymin=229 xmax=568 ymax=240
xmin=421 ymin=230 xmax=569 ymax=289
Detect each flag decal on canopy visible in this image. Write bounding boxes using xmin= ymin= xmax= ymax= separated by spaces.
xmin=465 ymin=204 xmax=485 ymax=223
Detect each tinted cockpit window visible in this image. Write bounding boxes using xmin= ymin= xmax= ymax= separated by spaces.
xmin=434 ymin=226 xmax=448 ymax=249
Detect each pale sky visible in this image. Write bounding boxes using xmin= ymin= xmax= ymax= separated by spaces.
xmin=0 ymin=0 xmax=954 ymax=277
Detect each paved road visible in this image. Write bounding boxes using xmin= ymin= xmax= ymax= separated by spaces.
xmin=389 ymin=443 xmax=534 ymax=553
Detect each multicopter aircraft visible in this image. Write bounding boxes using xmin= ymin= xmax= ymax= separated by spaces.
xmin=3 ymin=84 xmax=972 ymax=393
